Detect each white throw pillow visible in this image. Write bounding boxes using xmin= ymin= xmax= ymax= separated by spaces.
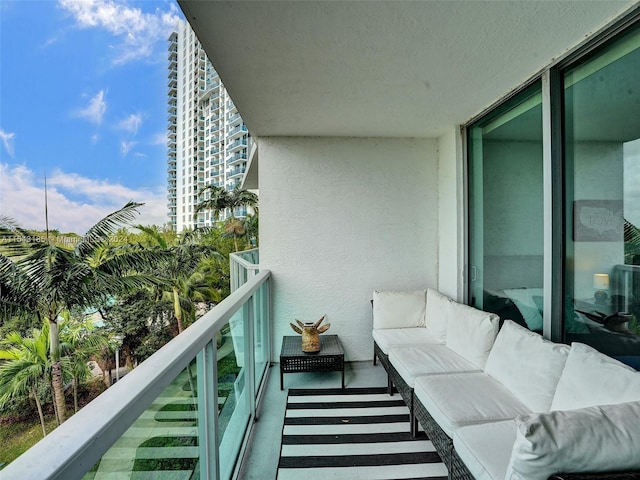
xmin=505 ymin=402 xmax=640 ymax=480
xmin=425 ymin=288 xmax=453 ymax=344
xmin=485 ymin=320 xmax=570 ymax=412
xmin=551 ymin=342 xmax=640 ymax=411
xmin=446 ymin=302 xmax=500 ymax=369
xmin=372 ymin=290 xmax=426 ymax=329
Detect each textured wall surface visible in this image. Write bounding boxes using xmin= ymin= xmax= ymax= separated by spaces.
xmin=437 ymin=129 xmax=464 ymax=300
xmin=259 ymin=137 xmax=439 ymax=361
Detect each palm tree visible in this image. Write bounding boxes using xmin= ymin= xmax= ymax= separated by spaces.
xmin=0 ymin=202 xmax=167 ymax=423
xmin=59 ymin=311 xmax=110 ymax=413
xmin=223 ymin=218 xmax=246 ymax=252
xmin=135 ymin=226 xmax=221 ymax=334
xmin=194 ymin=184 xmax=258 ymax=221
xmin=0 ymin=324 xmax=52 ymax=437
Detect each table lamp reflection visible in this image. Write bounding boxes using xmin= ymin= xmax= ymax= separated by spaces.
xmin=593 ymin=273 xmax=609 ymax=305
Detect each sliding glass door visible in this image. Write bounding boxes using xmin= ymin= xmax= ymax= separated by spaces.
xmin=468 ymin=81 xmax=544 ymax=332
xmin=563 ymin=24 xmax=640 ymax=361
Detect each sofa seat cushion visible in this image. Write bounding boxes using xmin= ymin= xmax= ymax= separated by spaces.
xmin=454 ymin=420 xmax=517 ymax=480
xmin=414 ymin=372 xmax=531 ymax=437
xmin=373 ymin=327 xmax=441 ymax=355
xmin=389 ymin=345 xmax=480 ymax=388
xmin=373 ymin=290 xmax=427 ymax=329
xmin=506 ymin=402 xmax=640 ymax=480
xmin=484 ymin=320 xmax=570 ymax=413
xmin=551 ymin=342 xmax=640 ymax=411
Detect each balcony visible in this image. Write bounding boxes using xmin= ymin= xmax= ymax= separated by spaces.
xmin=3 ymin=264 xmax=273 ymax=480
xmin=227 ymin=138 xmax=247 ymax=153
xmin=227 ymin=166 xmax=245 ymax=179
xmin=227 ymin=125 xmax=247 ymax=140
xmin=227 ymin=152 xmax=246 ymax=165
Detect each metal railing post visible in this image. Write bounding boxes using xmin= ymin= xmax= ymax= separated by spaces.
xmin=197 ymin=341 xmax=220 ymax=480
xmin=244 ymin=298 xmax=256 ymax=421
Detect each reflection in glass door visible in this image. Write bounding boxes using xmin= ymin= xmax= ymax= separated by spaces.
xmin=468 ymin=82 xmax=544 ymax=332
xmin=563 ymin=25 xmax=640 ymax=360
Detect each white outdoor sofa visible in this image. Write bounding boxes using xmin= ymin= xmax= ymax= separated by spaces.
xmin=372 ymin=288 xmax=500 ymax=436
xmin=372 ymin=289 xmax=640 ymax=480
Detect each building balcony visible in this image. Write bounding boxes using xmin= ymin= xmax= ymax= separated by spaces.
xmin=227 ymin=166 xmax=245 ymax=178
xmin=227 ymin=125 xmax=248 ymax=140
xmin=168 ymin=84 xmax=176 ymax=96
xmin=227 ymin=138 xmax=247 ymax=153
xmin=227 ymin=113 xmax=241 ymax=126
xmin=226 ymin=152 xmax=246 ymax=165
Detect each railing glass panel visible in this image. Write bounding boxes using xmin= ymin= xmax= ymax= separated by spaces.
xmin=3 ymin=271 xmax=271 ymax=480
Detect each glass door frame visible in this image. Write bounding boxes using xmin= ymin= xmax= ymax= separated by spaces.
xmin=464 ymin=7 xmax=640 ymax=342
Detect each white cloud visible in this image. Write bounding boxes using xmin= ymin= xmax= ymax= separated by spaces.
xmin=0 ymin=129 xmax=15 ymax=157
xmin=121 ymin=140 xmax=137 ymax=156
xmin=117 ymin=113 xmax=142 ymax=134
xmin=59 ymin=0 xmax=181 ymax=64
xmin=150 ymin=131 xmax=168 ymax=146
xmin=0 ymin=163 xmax=168 ymax=233
xmin=76 ymin=90 xmax=107 ymax=125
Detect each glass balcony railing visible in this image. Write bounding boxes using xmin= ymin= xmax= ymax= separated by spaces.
xmin=230 ymin=249 xmax=259 ymax=292
xmin=3 ymin=268 xmax=271 ymax=480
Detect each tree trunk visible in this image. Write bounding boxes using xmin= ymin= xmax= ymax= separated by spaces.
xmin=73 ymin=377 xmax=79 ymax=413
xmin=50 ymin=383 xmax=60 ymax=426
xmin=49 ymin=319 xmax=67 ymax=423
xmin=32 ymin=386 xmax=47 ymax=438
xmin=173 ymin=287 xmax=184 ymax=333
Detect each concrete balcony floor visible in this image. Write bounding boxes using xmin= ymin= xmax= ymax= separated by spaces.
xmin=238 ymin=360 xmax=389 ymax=479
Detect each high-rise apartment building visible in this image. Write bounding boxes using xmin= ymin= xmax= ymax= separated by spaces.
xmin=167 ymin=22 xmax=251 ymax=232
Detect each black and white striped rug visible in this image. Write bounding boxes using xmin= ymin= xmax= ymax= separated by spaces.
xmin=277 ymin=387 xmax=448 ymax=480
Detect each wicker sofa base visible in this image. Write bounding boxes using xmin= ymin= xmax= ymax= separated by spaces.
xmin=414 ymin=394 xmax=453 ymax=470
xmin=374 ymin=341 xmax=421 ymax=436
xmin=373 ymin=341 xmax=395 ymax=395
xmin=386 ymin=360 xmax=419 ymax=437
xmin=450 ymin=447 xmax=475 ymax=480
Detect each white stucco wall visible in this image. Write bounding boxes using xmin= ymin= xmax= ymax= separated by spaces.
xmin=437 ymin=129 xmax=464 ymax=301
xmin=259 ymin=137 xmax=439 ymax=361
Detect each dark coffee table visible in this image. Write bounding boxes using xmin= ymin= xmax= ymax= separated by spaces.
xmin=279 ymin=335 xmax=345 ymax=390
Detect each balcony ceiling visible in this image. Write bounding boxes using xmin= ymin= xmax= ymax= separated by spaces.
xmin=178 ymin=0 xmax=635 ymax=138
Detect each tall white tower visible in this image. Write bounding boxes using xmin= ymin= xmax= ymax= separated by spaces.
xmin=167 ymin=21 xmax=251 ymax=232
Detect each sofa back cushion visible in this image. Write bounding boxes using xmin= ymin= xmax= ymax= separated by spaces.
xmin=372 ymin=290 xmax=426 ymax=329
xmin=484 ymin=320 xmax=570 ymax=412
xmin=551 ymin=342 xmax=640 ymax=411
xmin=425 ymin=288 xmax=453 ymax=344
xmin=446 ymin=303 xmax=500 ymax=369
xmin=506 ymin=402 xmax=640 ymax=480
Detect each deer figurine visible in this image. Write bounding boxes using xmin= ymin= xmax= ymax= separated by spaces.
xmin=290 ymin=315 xmax=331 ymax=353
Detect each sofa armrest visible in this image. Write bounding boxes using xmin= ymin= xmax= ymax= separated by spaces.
xmin=549 ymin=473 xmax=640 ymax=480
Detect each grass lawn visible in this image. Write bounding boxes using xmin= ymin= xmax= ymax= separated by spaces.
xmin=0 ymin=415 xmax=59 ymax=468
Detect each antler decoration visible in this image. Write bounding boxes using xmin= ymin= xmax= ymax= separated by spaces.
xmin=290 ymin=315 xmax=331 ymax=353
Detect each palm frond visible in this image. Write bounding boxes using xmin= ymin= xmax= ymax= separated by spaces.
xmin=75 ymin=202 xmax=144 ymax=258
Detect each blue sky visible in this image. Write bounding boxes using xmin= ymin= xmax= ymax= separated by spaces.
xmin=0 ymin=0 xmax=182 ymax=233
